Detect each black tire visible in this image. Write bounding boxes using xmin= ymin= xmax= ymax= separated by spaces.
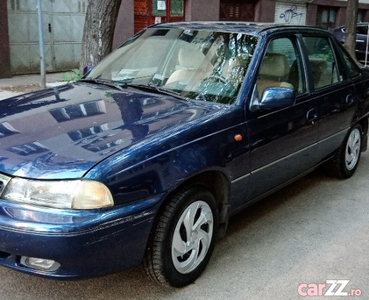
xmin=143 ymin=186 xmax=219 ymax=287
xmin=329 ymin=124 xmax=363 ymax=179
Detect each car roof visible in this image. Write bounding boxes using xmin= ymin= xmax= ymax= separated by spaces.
xmin=333 ymin=22 xmax=369 ymax=29
xmin=149 ymin=21 xmax=329 ymax=36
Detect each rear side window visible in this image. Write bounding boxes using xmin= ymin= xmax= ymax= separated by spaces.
xmin=303 ymin=37 xmax=343 ymax=90
xmin=341 ymin=50 xmax=360 ymax=78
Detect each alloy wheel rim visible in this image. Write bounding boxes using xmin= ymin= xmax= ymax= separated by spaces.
xmin=345 ymin=128 xmax=361 ymax=171
xmin=171 ymin=200 xmax=214 ymax=274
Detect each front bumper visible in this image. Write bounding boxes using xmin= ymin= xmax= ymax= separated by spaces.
xmin=0 ymin=195 xmax=162 ymax=279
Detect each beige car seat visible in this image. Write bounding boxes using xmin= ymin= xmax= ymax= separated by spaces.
xmin=166 ymin=48 xmax=211 ymax=87
xmin=257 ymin=53 xmax=294 ymax=96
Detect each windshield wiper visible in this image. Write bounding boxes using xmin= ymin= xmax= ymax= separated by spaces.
xmin=80 ymin=79 xmax=187 ymax=100
xmin=79 ymin=78 xmax=126 ymax=91
xmin=125 ymin=83 xmax=187 ymax=100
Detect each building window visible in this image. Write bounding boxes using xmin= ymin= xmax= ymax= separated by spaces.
xmin=9 ymin=0 xmax=20 ymax=11
xmin=317 ymin=7 xmax=337 ymax=30
xmin=78 ymin=1 xmax=87 ymax=13
xmin=170 ymin=0 xmax=184 ymax=17
xmin=49 ymin=100 xmax=107 ymax=123
xmin=152 ymin=0 xmax=184 ymax=17
xmin=68 ymin=124 xmax=109 ymax=141
xmin=8 ymin=142 xmax=49 ymax=157
xmin=358 ymin=10 xmax=365 ymax=23
xmin=220 ymin=0 xmax=256 ymax=21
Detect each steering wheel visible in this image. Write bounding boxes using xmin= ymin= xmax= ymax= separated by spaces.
xmin=206 ymin=74 xmax=237 ymax=95
xmin=207 ymin=74 xmax=232 ymax=85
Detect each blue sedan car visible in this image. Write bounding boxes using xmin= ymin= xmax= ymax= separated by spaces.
xmin=0 ymin=22 xmax=368 ymax=287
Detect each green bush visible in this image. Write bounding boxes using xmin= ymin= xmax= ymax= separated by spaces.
xmin=62 ymin=69 xmax=81 ymax=83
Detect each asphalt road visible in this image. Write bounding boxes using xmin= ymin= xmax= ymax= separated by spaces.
xmin=1 ymin=153 xmax=369 ymax=300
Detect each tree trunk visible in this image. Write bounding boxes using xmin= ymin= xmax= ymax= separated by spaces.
xmin=345 ymin=0 xmax=358 ymax=60
xmin=80 ymin=0 xmax=122 ymax=73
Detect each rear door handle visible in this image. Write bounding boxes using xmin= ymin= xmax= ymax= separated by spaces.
xmin=346 ymin=94 xmax=354 ymax=105
xmin=306 ymin=108 xmax=318 ymax=125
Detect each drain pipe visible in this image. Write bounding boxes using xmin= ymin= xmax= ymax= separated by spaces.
xmin=36 ymin=0 xmax=46 ymax=89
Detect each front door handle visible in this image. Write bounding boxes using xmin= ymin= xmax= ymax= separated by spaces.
xmin=306 ymin=108 xmax=318 ymax=125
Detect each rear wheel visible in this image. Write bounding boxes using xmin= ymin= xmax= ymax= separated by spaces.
xmin=330 ymin=124 xmax=362 ymax=179
xmin=143 ymin=187 xmax=219 ymax=287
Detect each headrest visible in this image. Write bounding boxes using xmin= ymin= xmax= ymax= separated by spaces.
xmin=309 ymin=59 xmax=328 ymax=71
xmin=178 ymin=48 xmax=205 ymax=69
xmin=259 ymin=53 xmax=289 ymax=77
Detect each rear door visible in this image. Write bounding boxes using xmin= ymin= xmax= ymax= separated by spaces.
xmin=301 ymin=35 xmax=357 ymax=160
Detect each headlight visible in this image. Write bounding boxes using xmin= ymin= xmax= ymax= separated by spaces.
xmin=1 ymin=178 xmax=114 ymax=209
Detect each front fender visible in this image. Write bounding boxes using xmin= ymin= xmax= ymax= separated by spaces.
xmin=84 ymin=121 xmax=249 ymax=207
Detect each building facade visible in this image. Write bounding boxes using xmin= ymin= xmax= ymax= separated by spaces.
xmin=1 ymin=0 xmax=369 ymax=78
xmin=3 ymin=0 xmax=87 ymax=76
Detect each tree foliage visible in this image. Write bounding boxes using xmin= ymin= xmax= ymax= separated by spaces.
xmin=80 ymin=0 xmax=122 ymax=72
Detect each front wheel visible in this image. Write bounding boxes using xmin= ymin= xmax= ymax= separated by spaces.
xmin=143 ymin=187 xmax=219 ymax=287
xmin=329 ymin=124 xmax=363 ymax=179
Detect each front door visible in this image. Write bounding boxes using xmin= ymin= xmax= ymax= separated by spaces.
xmin=247 ymin=36 xmax=319 ymax=200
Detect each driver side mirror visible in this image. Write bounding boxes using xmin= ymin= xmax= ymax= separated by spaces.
xmin=83 ymin=66 xmax=94 ymax=77
xmin=250 ymin=86 xmax=295 ymax=112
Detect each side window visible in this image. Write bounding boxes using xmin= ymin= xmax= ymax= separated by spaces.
xmin=341 ymin=50 xmax=360 ymax=78
xmin=256 ymin=37 xmax=305 ymax=97
xmin=303 ymin=37 xmax=342 ymax=90
xmin=356 ymin=25 xmax=368 ymax=35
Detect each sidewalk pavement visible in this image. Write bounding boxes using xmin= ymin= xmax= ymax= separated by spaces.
xmin=0 ymin=73 xmax=66 ymax=100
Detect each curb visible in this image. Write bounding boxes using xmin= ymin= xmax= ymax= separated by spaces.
xmin=0 ymin=81 xmax=66 ymax=100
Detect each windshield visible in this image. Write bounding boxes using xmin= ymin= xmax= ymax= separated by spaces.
xmin=88 ymin=28 xmax=258 ymax=104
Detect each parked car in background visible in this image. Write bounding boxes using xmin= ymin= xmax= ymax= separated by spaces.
xmin=0 ymin=22 xmax=368 ymax=287
xmin=332 ymin=22 xmax=369 ymax=64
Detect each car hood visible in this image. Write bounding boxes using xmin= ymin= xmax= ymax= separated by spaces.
xmin=0 ymin=83 xmax=228 ymax=179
